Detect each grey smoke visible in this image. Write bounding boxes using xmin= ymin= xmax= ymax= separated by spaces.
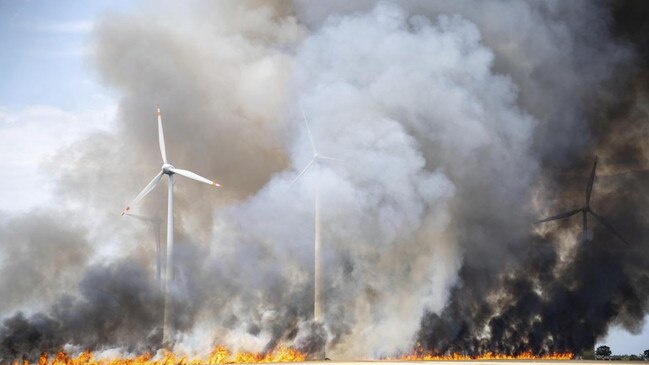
xmin=1 ymin=0 xmax=647 ymax=361
xmin=1 ymin=261 xmax=163 ymax=362
xmin=0 ymin=211 xmax=90 ymax=316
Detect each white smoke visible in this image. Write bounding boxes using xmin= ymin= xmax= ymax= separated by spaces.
xmin=1 ymin=0 xmax=633 ymax=360
xmin=189 ymin=3 xmax=539 ymax=357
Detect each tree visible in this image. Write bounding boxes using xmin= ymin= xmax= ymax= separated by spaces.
xmin=596 ymin=345 xmax=612 ymax=360
xmin=643 ymin=349 xmax=649 ymax=360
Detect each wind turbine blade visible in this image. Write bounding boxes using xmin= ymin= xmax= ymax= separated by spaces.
xmin=291 ymin=157 xmax=316 ymax=186
xmin=586 ymin=155 xmax=598 ymax=205
xmin=125 ymin=213 xmax=153 ymax=222
xmin=170 ymin=167 xmax=221 ymax=187
xmin=122 ymin=171 xmax=163 ymax=215
xmin=589 ymin=210 xmax=630 ymax=245
xmin=302 ymin=109 xmax=317 ymax=155
xmin=317 ymin=155 xmax=341 ymax=161
xmin=157 ymin=106 xmax=168 ymax=164
xmin=536 ymin=208 xmax=582 ymax=223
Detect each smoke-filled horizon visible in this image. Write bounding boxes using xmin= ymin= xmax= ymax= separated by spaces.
xmin=1 ymin=0 xmax=647 ymax=361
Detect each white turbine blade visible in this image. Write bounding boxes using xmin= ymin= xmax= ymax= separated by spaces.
xmin=317 ymin=154 xmax=341 ymax=161
xmin=291 ymin=157 xmax=316 ymax=186
xmin=157 ymin=105 xmax=168 ymax=164
xmin=302 ymin=109 xmax=317 ymax=155
xmin=122 ymin=171 xmax=163 ymax=215
xmin=170 ymin=167 xmax=221 ymax=187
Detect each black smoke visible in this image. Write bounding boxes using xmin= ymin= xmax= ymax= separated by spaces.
xmin=1 ymin=0 xmax=648 ymax=361
xmin=0 ymin=261 xmax=163 ymax=363
xmin=416 ymin=0 xmax=649 ymax=356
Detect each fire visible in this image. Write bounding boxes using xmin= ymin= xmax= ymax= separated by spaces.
xmin=12 ymin=346 xmax=306 ymax=365
xmin=10 ymin=345 xmax=576 ymax=364
xmin=396 ymin=348 xmax=574 ymax=361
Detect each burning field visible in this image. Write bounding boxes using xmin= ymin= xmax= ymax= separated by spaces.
xmin=1 ymin=0 xmax=648 ymax=363
xmin=15 ymin=347 xmax=306 ymax=365
xmin=12 ymin=347 xmax=576 ymax=365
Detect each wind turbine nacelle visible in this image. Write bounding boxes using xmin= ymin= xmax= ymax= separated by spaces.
xmin=162 ymin=164 xmax=175 ymax=175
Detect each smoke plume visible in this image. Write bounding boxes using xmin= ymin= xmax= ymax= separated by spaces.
xmin=1 ymin=0 xmax=647 ymax=361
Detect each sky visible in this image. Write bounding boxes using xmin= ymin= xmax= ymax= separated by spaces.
xmin=0 ymin=0 xmax=127 ymax=211
xmin=0 ymin=0 xmax=646 ymax=356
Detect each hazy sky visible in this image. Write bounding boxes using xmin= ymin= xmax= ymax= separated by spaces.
xmin=0 ymin=0 xmax=126 ymax=211
xmin=0 ymin=0 xmax=646 ymax=355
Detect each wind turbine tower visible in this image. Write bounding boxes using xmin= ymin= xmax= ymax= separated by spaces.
xmin=292 ymin=110 xmax=338 ymax=355
xmin=122 ymin=106 xmax=221 ymax=346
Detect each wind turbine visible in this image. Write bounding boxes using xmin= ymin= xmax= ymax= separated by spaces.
xmin=537 ymin=156 xmax=629 ymax=245
xmin=125 ymin=212 xmax=164 ymax=286
xmin=122 ymin=105 xmax=221 ymax=346
xmin=291 ymin=110 xmax=337 ymax=355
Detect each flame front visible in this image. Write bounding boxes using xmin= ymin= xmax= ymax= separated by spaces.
xmin=395 ymin=348 xmax=574 ymax=361
xmin=13 ymin=346 xmax=306 ymax=365
xmin=12 ymin=345 xmax=576 ymax=365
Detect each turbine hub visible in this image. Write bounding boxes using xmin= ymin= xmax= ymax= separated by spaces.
xmin=162 ymin=163 xmax=174 ymax=174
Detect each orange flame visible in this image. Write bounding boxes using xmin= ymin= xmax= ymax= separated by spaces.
xmin=395 ymin=347 xmax=574 ymax=361
xmin=11 ymin=346 xmax=306 ymax=365
xmin=10 ymin=345 xmax=575 ymax=364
